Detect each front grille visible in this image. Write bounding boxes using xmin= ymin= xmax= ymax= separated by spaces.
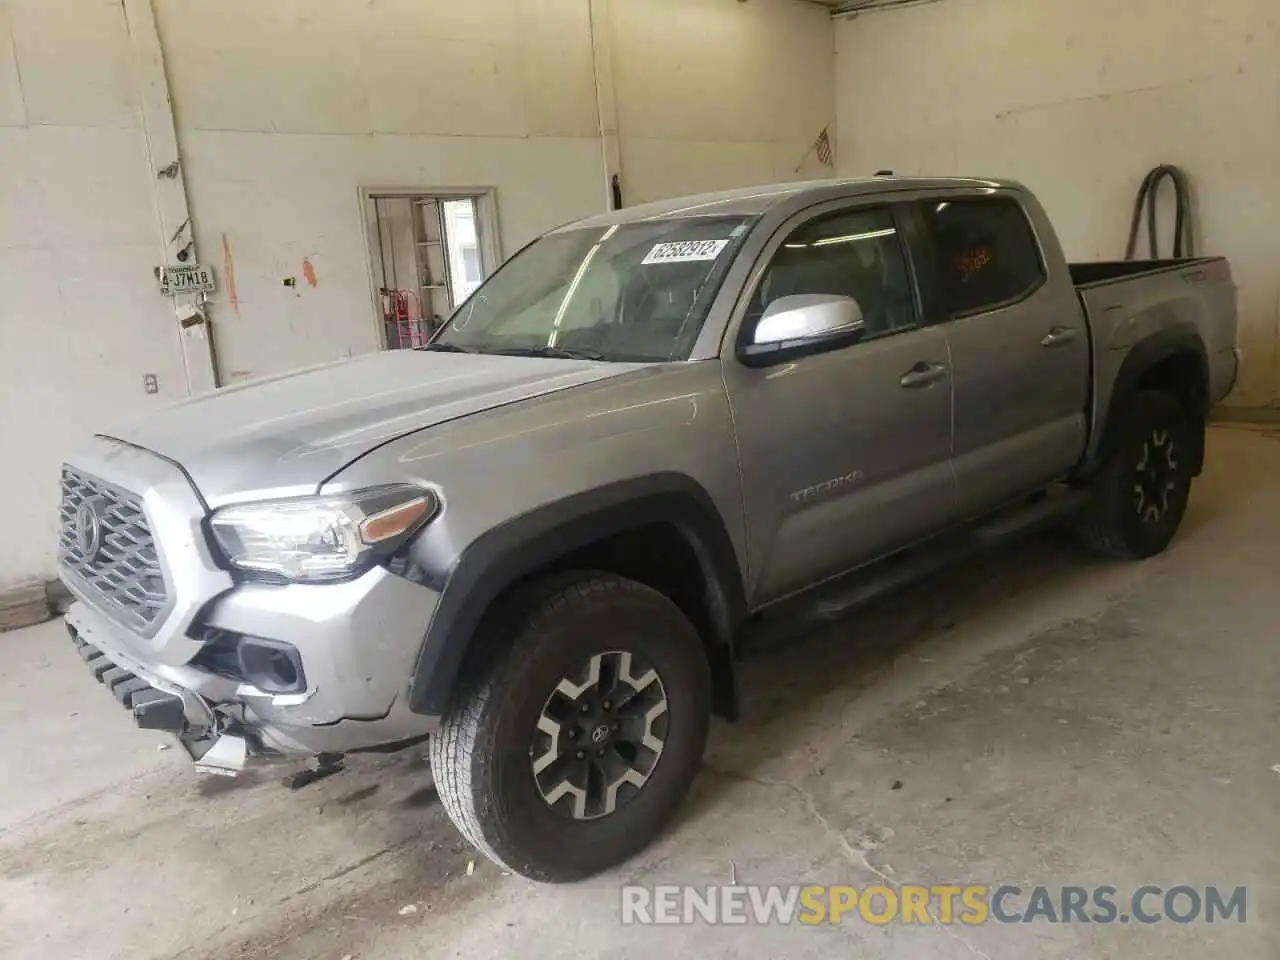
xmin=59 ymin=467 xmax=170 ymax=632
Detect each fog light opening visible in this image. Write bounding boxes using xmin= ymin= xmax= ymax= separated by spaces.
xmin=193 ymin=630 xmax=306 ymax=695
xmin=238 ymin=639 xmax=306 ymax=695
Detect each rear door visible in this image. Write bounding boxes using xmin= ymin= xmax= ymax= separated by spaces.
xmin=918 ymin=194 xmax=1090 ymax=516
xmin=722 ymin=201 xmax=956 ymax=604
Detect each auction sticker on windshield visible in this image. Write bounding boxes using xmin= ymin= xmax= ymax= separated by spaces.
xmin=642 ymin=239 xmax=732 ymax=265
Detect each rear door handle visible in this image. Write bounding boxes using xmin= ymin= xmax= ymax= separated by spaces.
xmin=1041 ymin=326 xmax=1079 ymax=347
xmin=899 ymin=361 xmax=948 ymax=388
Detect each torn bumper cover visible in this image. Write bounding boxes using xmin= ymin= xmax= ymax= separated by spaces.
xmin=65 ymin=593 xmax=441 ymax=774
xmin=74 ymin=632 xmax=193 ymax=733
xmin=57 ymin=437 xmax=442 ymax=773
xmin=66 ymin=608 xmax=248 ymax=775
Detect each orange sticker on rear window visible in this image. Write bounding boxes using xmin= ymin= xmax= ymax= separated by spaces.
xmin=958 ymin=247 xmax=993 ymax=283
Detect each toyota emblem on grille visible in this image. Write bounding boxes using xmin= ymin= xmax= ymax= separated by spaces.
xmin=74 ymin=498 xmax=106 ymax=561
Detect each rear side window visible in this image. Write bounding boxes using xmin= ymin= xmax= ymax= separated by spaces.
xmin=922 ymin=198 xmax=1046 ymax=316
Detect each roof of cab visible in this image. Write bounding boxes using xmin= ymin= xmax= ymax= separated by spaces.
xmin=553 ymin=176 xmax=1011 ymax=232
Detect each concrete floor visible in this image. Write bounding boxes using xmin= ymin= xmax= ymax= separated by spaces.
xmin=1 ymin=425 xmax=1277 ymax=960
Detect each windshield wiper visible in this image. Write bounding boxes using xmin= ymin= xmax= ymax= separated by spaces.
xmin=418 ymin=341 xmax=475 ymax=353
xmin=491 ymin=345 xmax=608 ymax=361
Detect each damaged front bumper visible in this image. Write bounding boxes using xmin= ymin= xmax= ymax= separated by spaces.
xmin=64 ymin=570 xmax=442 ymax=775
xmin=67 ymin=605 xmax=248 ymax=775
xmin=58 ymin=436 xmax=443 ymax=775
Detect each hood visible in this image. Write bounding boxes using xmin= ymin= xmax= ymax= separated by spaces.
xmin=104 ymin=350 xmax=643 ymax=506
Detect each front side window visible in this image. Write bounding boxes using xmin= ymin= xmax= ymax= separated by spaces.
xmin=744 ymin=207 xmax=918 ymax=342
xmin=429 ymin=215 xmax=754 ymax=362
xmin=922 ymin=198 xmax=1046 ymax=316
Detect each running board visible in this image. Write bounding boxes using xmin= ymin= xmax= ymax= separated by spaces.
xmin=740 ymin=488 xmax=1088 ymax=655
xmin=971 ymin=488 xmax=1090 ymax=542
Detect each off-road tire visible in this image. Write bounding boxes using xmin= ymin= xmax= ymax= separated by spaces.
xmin=1077 ymin=389 xmax=1193 ymax=560
xmin=428 ymin=571 xmax=711 ymax=883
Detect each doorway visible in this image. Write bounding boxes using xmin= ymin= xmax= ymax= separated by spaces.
xmin=363 ymin=190 xmax=500 ymax=350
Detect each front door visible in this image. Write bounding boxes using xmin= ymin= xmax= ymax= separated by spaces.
xmin=722 ymin=203 xmax=956 ymax=604
xmin=918 ymin=195 xmax=1090 ymax=516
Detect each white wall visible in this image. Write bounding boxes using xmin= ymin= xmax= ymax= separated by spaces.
xmin=154 ymin=0 xmax=609 ymax=384
xmin=0 ymin=0 xmax=836 ymax=589
xmin=0 ymin=0 xmax=189 ymax=588
xmin=610 ymin=0 xmax=836 ymax=203
xmin=835 ymin=0 xmax=1279 ymax=408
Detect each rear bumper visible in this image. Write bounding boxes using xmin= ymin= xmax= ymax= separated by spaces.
xmin=1211 ymin=345 xmax=1242 ymax=405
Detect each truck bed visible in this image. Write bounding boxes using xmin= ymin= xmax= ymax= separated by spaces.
xmin=1068 ymin=257 xmax=1221 ymax=288
xmin=1071 ymin=255 xmax=1237 ymax=466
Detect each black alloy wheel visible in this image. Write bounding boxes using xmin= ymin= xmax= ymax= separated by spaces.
xmin=531 ymin=650 xmax=670 ymax=821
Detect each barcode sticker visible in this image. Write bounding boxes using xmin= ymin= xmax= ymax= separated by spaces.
xmin=642 ymin=239 xmax=732 ymax=265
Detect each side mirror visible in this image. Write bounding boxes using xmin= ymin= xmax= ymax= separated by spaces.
xmin=741 ymin=294 xmax=864 ymax=365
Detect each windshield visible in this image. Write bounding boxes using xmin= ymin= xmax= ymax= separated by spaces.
xmin=427 ymin=215 xmax=755 ymax=362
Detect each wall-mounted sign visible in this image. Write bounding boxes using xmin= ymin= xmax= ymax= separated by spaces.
xmin=160 ymin=263 xmax=215 ymax=295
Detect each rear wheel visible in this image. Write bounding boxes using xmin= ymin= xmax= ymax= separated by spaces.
xmin=429 ymin=572 xmax=711 ymax=882
xmin=1077 ymin=389 xmax=1193 ymax=559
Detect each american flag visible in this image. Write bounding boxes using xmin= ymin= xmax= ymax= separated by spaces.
xmin=796 ymin=127 xmax=835 ymax=173
xmin=814 ymin=127 xmax=834 ymax=167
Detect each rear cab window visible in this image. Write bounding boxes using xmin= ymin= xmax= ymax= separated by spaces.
xmin=921 ymin=197 xmax=1046 ymax=316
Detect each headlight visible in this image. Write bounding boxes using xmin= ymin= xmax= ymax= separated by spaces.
xmin=209 ymin=485 xmax=437 ymax=583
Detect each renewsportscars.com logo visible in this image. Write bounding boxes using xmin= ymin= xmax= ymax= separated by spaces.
xmin=621 ymin=884 xmax=1247 ymax=926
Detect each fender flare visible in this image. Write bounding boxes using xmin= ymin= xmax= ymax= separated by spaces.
xmin=406 ymin=473 xmax=748 ymax=717
xmin=1086 ymin=325 xmax=1209 ymax=476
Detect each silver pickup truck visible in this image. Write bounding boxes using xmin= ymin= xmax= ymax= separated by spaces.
xmin=59 ymin=177 xmax=1238 ymax=882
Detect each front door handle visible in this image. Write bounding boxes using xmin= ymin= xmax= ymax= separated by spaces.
xmin=899 ymin=361 xmax=948 ymax=389
xmin=1041 ymin=326 xmax=1079 ymax=347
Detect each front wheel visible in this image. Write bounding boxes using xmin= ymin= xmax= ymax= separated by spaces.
xmin=429 ymin=572 xmax=711 ymax=882
xmin=1077 ymin=389 xmax=1193 ymax=560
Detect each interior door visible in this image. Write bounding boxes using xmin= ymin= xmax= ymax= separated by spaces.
xmin=722 ymin=203 xmax=956 ymax=604
xmin=919 ymin=196 xmax=1090 ymax=516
